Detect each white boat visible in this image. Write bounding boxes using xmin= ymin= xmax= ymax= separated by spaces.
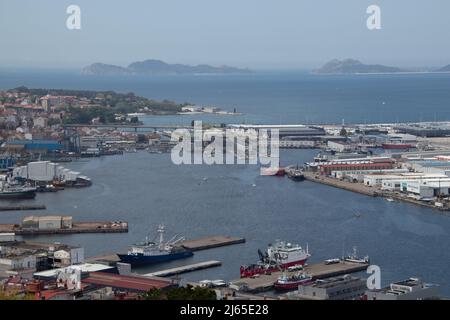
xmin=324 ymin=258 xmax=341 ymax=265
xmin=343 ymin=247 xmax=369 ymax=264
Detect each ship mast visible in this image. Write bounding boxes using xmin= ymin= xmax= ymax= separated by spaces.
xmin=157 ymin=224 xmax=165 ymax=249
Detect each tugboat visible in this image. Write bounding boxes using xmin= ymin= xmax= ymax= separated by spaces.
xmin=117 ymin=225 xmax=193 ymax=267
xmin=240 ymin=241 xmax=310 ymax=278
xmin=274 ymin=272 xmax=313 ymax=291
xmin=287 ymin=166 xmax=305 ymax=181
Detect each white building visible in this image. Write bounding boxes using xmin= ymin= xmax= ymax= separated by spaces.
xmin=364 ymin=173 xmax=449 ymax=187
xmin=12 ymin=161 xmax=85 ymax=183
xmin=332 ymin=168 xmax=408 ymax=182
xmin=366 ymin=278 xmax=439 ymax=300
xmin=327 ymin=141 xmax=353 ymax=153
xmin=0 ymin=254 xmax=36 ymax=270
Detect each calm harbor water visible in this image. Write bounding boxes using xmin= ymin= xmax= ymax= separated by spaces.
xmin=1 ymin=71 xmax=450 ymax=295
xmin=1 ymin=150 xmax=450 ymax=295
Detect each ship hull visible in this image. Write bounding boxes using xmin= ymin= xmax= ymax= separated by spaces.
xmin=0 ymin=190 xmax=36 ymax=200
xmin=288 ymin=173 xmax=305 ymax=181
xmin=117 ymin=250 xmax=193 ymax=267
xmin=274 ymin=279 xmax=313 ymax=291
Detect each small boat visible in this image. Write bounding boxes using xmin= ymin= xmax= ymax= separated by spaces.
xmin=386 ymin=198 xmax=395 ymax=202
xmin=36 ymin=185 xmax=58 ymax=193
xmin=324 ymin=258 xmax=341 ymax=265
xmin=287 ymin=169 xmax=305 ymax=181
xmin=343 ymin=247 xmax=370 ymax=264
xmin=274 ymin=272 xmax=313 ymax=291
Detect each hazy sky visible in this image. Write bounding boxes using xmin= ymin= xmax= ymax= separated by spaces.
xmin=1 ymin=0 xmax=449 ymax=69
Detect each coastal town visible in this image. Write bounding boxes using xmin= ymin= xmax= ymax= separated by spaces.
xmin=0 ymin=87 xmax=448 ymax=300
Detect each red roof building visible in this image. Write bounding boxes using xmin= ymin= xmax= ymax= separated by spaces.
xmin=82 ymin=272 xmax=175 ymax=293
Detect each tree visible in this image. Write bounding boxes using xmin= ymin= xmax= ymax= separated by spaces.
xmin=0 ymin=288 xmax=34 ymax=300
xmin=339 ymin=127 xmax=348 ymax=137
xmin=141 ymin=288 xmax=164 ymax=300
xmin=141 ymin=285 xmax=216 ymax=301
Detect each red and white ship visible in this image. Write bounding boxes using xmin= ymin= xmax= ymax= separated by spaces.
xmin=274 ymin=272 xmax=313 ymax=291
xmin=240 ymin=241 xmax=310 ymax=278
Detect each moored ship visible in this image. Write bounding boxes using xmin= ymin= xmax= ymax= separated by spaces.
xmin=117 ymin=225 xmax=193 ymax=267
xmin=274 ymin=272 xmax=313 ymax=291
xmin=343 ymin=247 xmax=370 ymax=264
xmin=287 ymin=166 xmax=305 ymax=181
xmin=0 ymin=185 xmax=37 ymax=200
xmin=240 ymin=241 xmax=310 ymax=278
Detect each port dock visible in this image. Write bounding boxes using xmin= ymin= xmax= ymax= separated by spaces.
xmin=181 ymin=236 xmax=245 ymax=251
xmin=86 ymin=236 xmax=245 ymax=274
xmin=144 ymin=261 xmax=222 ymax=277
xmin=0 ymin=221 xmax=128 ymax=235
xmin=303 ymin=171 xmax=378 ymax=197
xmin=231 ymin=261 xmax=369 ymax=293
xmin=0 ymin=205 xmax=46 ymax=211
xmin=303 ymin=171 xmax=450 ymax=212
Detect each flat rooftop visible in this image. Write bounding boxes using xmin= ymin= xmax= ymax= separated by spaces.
xmin=34 ymin=263 xmax=114 ymax=278
xmin=308 ymin=275 xmax=363 ymax=289
xmin=82 ymin=272 xmax=173 ymax=292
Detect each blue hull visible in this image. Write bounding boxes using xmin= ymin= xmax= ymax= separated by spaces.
xmin=117 ymin=250 xmax=193 ymax=267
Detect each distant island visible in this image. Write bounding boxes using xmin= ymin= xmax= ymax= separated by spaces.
xmin=437 ymin=64 xmax=450 ymax=72
xmin=313 ymin=59 xmax=406 ymax=74
xmin=82 ymin=59 xmax=251 ymax=76
xmin=313 ymin=59 xmax=450 ymax=75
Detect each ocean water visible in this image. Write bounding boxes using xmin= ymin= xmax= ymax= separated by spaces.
xmin=2 ymin=70 xmax=450 ymax=124
xmin=1 ymin=70 xmax=450 ymax=296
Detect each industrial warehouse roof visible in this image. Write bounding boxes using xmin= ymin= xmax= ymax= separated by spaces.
xmin=34 ymin=263 xmax=114 ymax=278
xmin=82 ymin=272 xmax=174 ymax=292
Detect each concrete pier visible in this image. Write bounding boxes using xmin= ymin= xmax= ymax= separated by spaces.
xmin=181 ymin=236 xmax=245 ymax=251
xmin=303 ymin=171 xmax=378 ymax=197
xmin=0 ymin=221 xmax=128 ymax=235
xmin=0 ymin=205 xmax=46 ymax=211
xmin=143 ymin=260 xmax=222 ymax=277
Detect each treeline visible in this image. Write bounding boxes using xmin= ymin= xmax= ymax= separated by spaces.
xmin=141 ymin=285 xmax=217 ymax=300
xmin=9 ymin=86 xmax=184 ymax=118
